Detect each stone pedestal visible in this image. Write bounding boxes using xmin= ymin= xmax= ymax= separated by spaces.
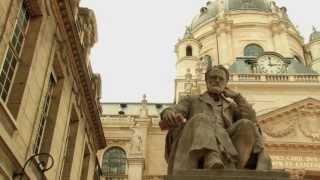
xmin=166 ymin=169 xmax=295 ymax=180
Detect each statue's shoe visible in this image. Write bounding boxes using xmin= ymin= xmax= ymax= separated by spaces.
xmin=204 ymin=152 xmax=224 ymax=169
xmin=210 ymin=161 xmax=224 ymax=169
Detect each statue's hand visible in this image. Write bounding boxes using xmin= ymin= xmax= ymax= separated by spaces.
xmin=160 ymin=110 xmax=185 ymax=130
xmin=222 ymin=87 xmax=240 ymax=99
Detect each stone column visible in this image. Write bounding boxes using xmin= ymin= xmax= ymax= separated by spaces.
xmin=127 ymin=157 xmax=144 ymax=180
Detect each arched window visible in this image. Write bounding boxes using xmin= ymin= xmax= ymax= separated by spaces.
xmin=244 ymin=44 xmax=264 ymax=57
xmin=102 ymin=147 xmax=127 ymax=176
xmin=186 ymin=46 xmax=193 ymax=56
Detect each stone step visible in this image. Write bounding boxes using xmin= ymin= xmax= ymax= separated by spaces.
xmin=166 ymin=169 xmax=296 ymax=180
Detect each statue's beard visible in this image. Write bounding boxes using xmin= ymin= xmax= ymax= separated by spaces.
xmin=208 ymin=86 xmax=224 ymax=95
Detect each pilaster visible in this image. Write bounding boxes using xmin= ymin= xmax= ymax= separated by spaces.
xmin=214 ymin=19 xmax=233 ymax=66
xmin=127 ymin=157 xmax=144 ymax=180
xmin=271 ymin=21 xmax=290 ymax=57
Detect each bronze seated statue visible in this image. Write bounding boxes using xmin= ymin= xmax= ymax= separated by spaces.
xmin=159 ymin=65 xmax=272 ymax=175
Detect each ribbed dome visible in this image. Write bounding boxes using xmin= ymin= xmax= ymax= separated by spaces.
xmin=310 ymin=27 xmax=320 ymax=42
xmin=190 ymin=0 xmax=272 ymax=30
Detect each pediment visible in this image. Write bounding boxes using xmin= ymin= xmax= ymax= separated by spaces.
xmin=258 ymin=98 xmax=320 ymax=142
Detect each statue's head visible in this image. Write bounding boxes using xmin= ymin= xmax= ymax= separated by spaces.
xmin=205 ymin=65 xmax=229 ymax=94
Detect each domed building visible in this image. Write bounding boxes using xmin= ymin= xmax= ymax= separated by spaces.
xmin=100 ymin=1 xmax=320 ymax=179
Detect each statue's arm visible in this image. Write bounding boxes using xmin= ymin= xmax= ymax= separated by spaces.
xmin=160 ymin=96 xmax=192 ymax=129
xmin=232 ymin=94 xmax=256 ymax=122
xmin=162 ymin=95 xmax=191 ymax=118
xmin=160 ymin=96 xmax=192 ymax=164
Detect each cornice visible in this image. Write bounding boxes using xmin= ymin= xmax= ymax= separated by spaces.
xmin=176 ymin=56 xmax=198 ymax=64
xmin=258 ymin=98 xmax=320 ymax=120
xmin=212 ymin=19 xmax=233 ymax=36
xmin=175 ymin=38 xmax=202 ymax=53
xmin=55 ymin=0 xmax=106 ymax=148
xmin=176 ymin=74 xmax=320 ymax=86
xmin=225 ymin=11 xmax=277 ymax=17
xmin=307 ymin=39 xmax=320 ymax=47
xmin=106 ymin=137 xmax=131 ymax=142
xmin=258 ymin=99 xmax=320 ymax=142
xmin=265 ymin=142 xmax=320 ymax=150
xmin=270 ymin=19 xmax=303 ymax=43
xmin=127 ymin=157 xmax=145 ymax=165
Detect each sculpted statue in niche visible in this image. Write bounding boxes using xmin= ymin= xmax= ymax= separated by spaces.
xmin=160 ymin=65 xmax=271 ymax=175
xmin=200 ymin=55 xmax=212 ymax=73
xmin=298 ymin=104 xmax=320 ymax=141
xmin=139 ymin=94 xmax=149 ymax=118
xmin=130 ymin=129 xmax=142 ymax=154
xmin=130 ymin=130 xmax=143 ymax=154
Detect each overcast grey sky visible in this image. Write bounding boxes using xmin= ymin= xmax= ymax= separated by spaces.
xmin=80 ymin=0 xmax=319 ymax=103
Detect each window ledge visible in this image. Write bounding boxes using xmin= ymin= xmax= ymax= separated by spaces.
xmin=0 ymin=100 xmax=17 ymax=133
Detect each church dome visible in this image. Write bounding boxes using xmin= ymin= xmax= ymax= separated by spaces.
xmin=190 ymin=0 xmax=272 ymax=30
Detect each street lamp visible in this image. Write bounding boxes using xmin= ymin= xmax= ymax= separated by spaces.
xmin=12 ymin=153 xmax=54 ymax=180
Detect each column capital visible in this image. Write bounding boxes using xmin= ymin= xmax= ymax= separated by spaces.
xmin=212 ymin=19 xmax=233 ymax=36
xmin=127 ymin=157 xmax=145 ymax=165
xmin=270 ymin=20 xmax=288 ymax=34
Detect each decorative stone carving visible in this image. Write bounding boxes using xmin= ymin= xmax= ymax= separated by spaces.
xmin=139 ymin=94 xmax=149 ymax=118
xmin=286 ymin=169 xmax=306 ymax=180
xmin=259 ymin=98 xmax=320 ymax=141
xmin=200 ymin=55 xmax=212 ymax=72
xmin=298 ymin=103 xmax=320 ymax=141
xmin=107 ymin=139 xmax=130 ymax=147
xmin=260 ymin=113 xmax=296 ymax=138
xmin=130 ymin=130 xmax=143 ymax=154
xmin=185 ymin=68 xmax=192 ymax=80
xmin=195 ymin=62 xmax=203 ymax=79
xmin=92 ymin=73 xmax=102 ymax=101
xmin=183 ymin=26 xmax=193 ymax=39
xmin=78 ymin=8 xmax=97 ymax=48
xmin=184 ymin=69 xmax=193 ymax=94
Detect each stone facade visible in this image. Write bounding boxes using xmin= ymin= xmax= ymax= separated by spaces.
xmin=100 ymin=0 xmax=320 ymax=180
xmin=0 ymin=0 xmax=105 ymax=179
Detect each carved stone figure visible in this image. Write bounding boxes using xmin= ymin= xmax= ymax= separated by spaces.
xmin=130 ymin=133 xmax=142 ymax=154
xmin=139 ymin=94 xmax=149 ymax=118
xmin=159 ymin=65 xmax=271 ymax=175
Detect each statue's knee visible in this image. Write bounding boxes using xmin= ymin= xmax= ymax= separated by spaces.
xmin=238 ymin=119 xmax=255 ymax=130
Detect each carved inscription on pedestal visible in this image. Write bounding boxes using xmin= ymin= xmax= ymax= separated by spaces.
xmin=272 ymin=155 xmax=320 ymax=169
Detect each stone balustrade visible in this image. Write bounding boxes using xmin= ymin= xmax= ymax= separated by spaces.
xmin=105 ymin=175 xmax=128 ymax=180
xmin=144 ymin=175 xmax=166 ymax=180
xmin=230 ymin=74 xmax=320 ymax=82
xmin=101 ymin=115 xmax=134 ymax=121
xmin=177 ymin=74 xmax=320 ymax=83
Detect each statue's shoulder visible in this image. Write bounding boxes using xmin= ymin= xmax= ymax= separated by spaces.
xmin=179 ymin=95 xmax=199 ymax=102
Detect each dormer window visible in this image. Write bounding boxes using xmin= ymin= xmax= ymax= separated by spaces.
xmin=186 ymin=46 xmax=193 ymax=56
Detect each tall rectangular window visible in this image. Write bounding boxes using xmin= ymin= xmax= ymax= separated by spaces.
xmin=60 ymin=109 xmax=79 ymax=179
xmin=80 ymin=145 xmax=90 ymax=180
xmin=0 ymin=2 xmax=29 ymax=102
xmin=33 ymin=74 xmax=56 ymax=154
